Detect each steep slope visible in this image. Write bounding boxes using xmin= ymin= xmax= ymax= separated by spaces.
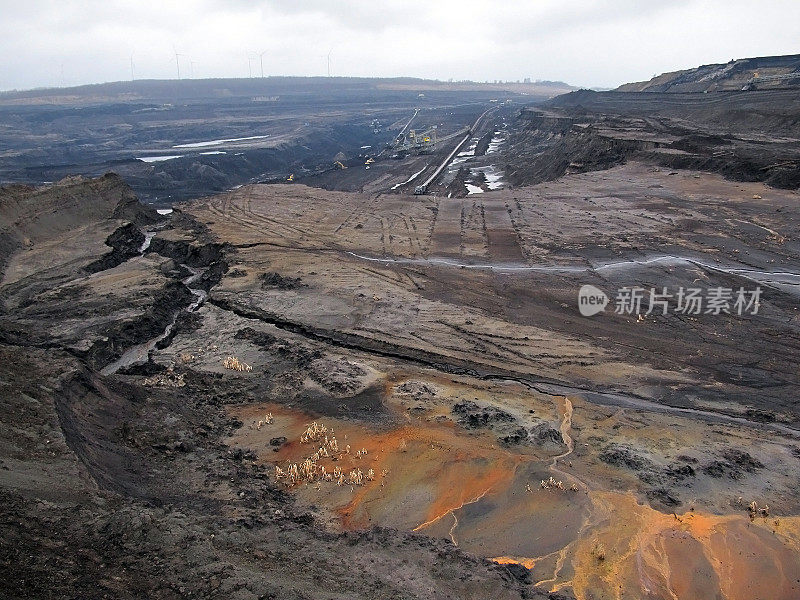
xmin=617 ymin=54 xmax=800 ymax=93
xmin=504 ymin=87 xmax=800 ymax=189
xmin=0 ymin=174 xmax=157 ymax=276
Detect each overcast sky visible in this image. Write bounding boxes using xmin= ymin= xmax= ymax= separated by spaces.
xmin=0 ymin=0 xmax=798 ymax=91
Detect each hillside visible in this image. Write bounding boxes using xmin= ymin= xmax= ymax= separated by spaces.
xmin=0 ymin=174 xmax=157 ymax=276
xmin=504 ymin=85 xmax=800 ymax=190
xmin=616 ymin=54 xmax=800 ymax=92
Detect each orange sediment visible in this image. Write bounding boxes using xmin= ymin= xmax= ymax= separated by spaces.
xmin=229 ymin=402 xmax=522 ymax=532
xmin=491 ymin=556 xmax=539 ymax=570
xmin=559 ymin=491 xmax=800 ymax=600
xmin=229 ymin=403 xmax=800 ymax=600
xmin=488 ymin=492 xmax=800 ymax=600
xmin=335 ymin=423 xmax=521 ymax=530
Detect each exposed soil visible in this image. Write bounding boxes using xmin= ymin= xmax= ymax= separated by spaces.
xmin=505 ymin=88 xmax=800 ymax=190
xmin=616 ymin=54 xmax=800 ymax=93
xmin=3 ymin=72 xmax=800 ymax=599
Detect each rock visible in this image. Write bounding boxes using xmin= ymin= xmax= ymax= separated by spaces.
xmin=396 ymin=381 xmax=438 ymax=401
xmin=703 ymin=461 xmax=729 ymax=478
xmin=721 ymin=449 xmax=764 ymax=472
xmin=599 ymin=444 xmax=653 ymax=471
xmin=452 ymin=400 xmax=515 ymax=429
xmin=665 ymin=463 xmax=695 ymax=481
xmin=502 ymin=562 xmax=531 ymax=584
xmin=703 ymin=448 xmax=764 ymax=479
xmin=499 ymin=426 xmax=530 ymax=446
xmin=259 ymin=271 xmax=303 ymax=290
xmin=159 ymin=258 xmax=180 ymax=276
xmin=83 ymin=223 xmax=145 ymax=273
xmin=646 ymin=488 xmax=682 ymax=508
xmin=530 ymin=422 xmax=564 ymax=446
xmin=307 ymin=357 xmax=369 ymax=395
xmin=173 ymin=440 xmax=194 ymax=452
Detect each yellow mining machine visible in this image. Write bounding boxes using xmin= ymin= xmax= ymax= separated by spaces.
xmin=399 ymin=126 xmax=438 ymax=155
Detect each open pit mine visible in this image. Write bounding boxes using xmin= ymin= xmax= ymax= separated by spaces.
xmin=2 ymin=55 xmax=800 ymax=600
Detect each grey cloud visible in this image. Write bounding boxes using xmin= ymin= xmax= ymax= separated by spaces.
xmin=0 ymin=0 xmax=797 ymax=91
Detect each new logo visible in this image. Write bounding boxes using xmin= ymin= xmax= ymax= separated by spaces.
xmin=578 ymin=285 xmax=608 ymax=316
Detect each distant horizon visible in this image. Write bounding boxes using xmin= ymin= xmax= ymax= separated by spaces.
xmin=1 ymin=1 xmax=798 ymax=93
xmin=0 ymin=74 xmax=587 ymax=95
xmin=2 ymin=49 xmax=797 ymax=95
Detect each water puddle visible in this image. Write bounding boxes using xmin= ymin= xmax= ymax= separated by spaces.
xmin=345 ymin=250 xmax=800 ymax=295
xmin=100 ymin=240 xmax=207 ymax=376
xmin=173 ymin=135 xmax=269 ymax=149
xmin=139 ymin=231 xmax=157 ymax=253
xmin=469 ymin=164 xmax=504 ymax=191
xmin=137 ymin=155 xmax=183 ymax=163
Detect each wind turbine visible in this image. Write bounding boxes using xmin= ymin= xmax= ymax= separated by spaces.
xmin=258 ymin=50 xmax=267 ymax=78
xmin=173 ymin=45 xmax=185 ymax=79
xmin=190 ymin=60 xmax=196 ymax=78
xmin=246 ymin=51 xmax=254 ymax=78
xmin=130 ymin=52 xmax=136 ymax=81
xmin=327 ymin=48 xmax=333 ymax=77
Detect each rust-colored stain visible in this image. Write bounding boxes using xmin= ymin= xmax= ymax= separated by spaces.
xmin=230 ymin=403 xmax=800 ymax=600
xmin=491 ymin=556 xmax=539 ymax=570
xmin=536 ymin=491 xmax=800 ymax=600
xmin=229 ymin=402 xmax=521 ymax=531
